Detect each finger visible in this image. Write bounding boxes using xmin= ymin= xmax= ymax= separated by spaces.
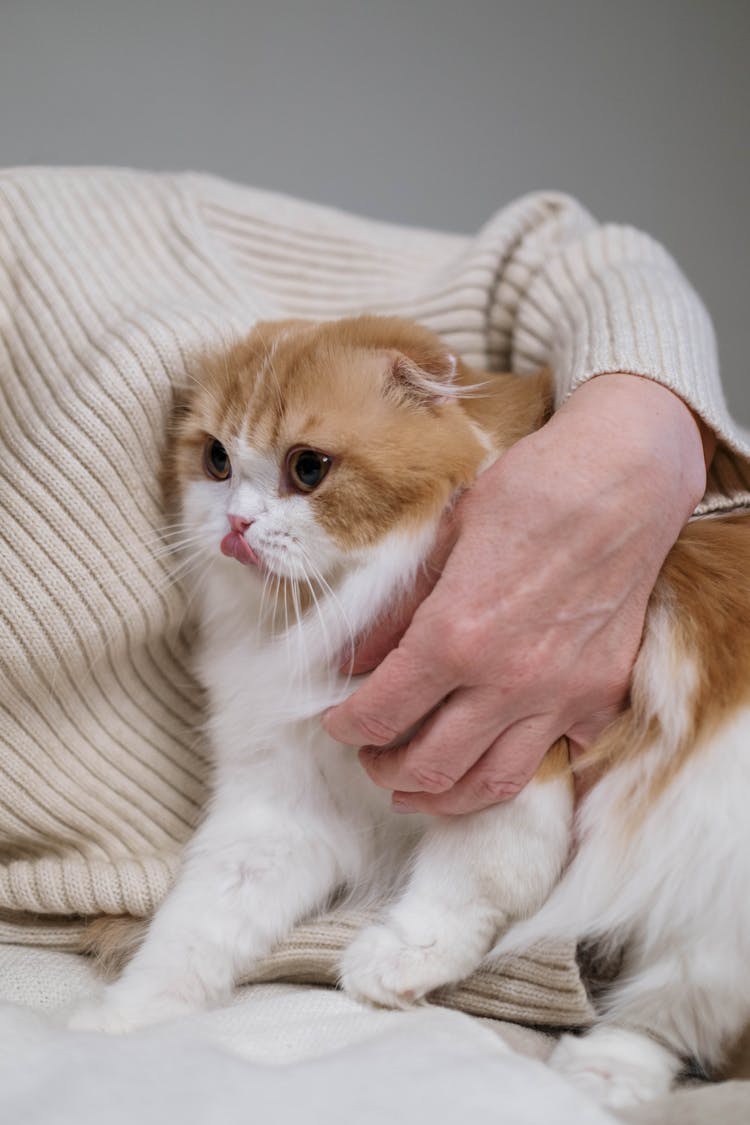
xmin=323 ymin=626 xmax=459 ymax=748
xmin=343 ymin=511 xmax=458 ymax=674
xmin=392 ymin=715 xmax=560 ymax=815
xmin=359 ymin=688 xmax=510 ymax=794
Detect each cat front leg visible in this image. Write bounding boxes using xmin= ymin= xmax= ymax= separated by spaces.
xmin=341 ymin=766 xmax=573 ymax=1008
xmin=70 ymin=799 xmax=346 ymax=1033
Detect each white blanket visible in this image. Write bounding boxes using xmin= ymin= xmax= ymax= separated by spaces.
xmin=0 ymin=947 xmax=614 ymax=1125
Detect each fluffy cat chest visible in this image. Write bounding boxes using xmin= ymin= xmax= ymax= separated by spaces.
xmin=204 ymin=667 xmax=395 ymax=827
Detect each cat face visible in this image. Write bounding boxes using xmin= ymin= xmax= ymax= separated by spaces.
xmin=168 ymin=317 xmax=488 ymax=586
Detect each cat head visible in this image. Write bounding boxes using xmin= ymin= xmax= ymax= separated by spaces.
xmin=166 ymin=317 xmax=490 ymax=589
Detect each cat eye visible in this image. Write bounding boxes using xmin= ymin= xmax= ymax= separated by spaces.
xmin=204 ymin=437 xmax=232 ymax=481
xmin=286 ymin=447 xmax=332 ymax=493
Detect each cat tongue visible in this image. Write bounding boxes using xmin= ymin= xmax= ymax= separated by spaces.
xmin=220 ymin=531 xmax=260 ymax=567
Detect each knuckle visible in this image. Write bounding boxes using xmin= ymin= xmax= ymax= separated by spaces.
xmin=408 ymin=764 xmax=457 ymax=794
xmin=472 ymin=775 xmax=524 ymax=805
xmin=518 ymin=645 xmax=554 ymax=684
xmin=442 ymin=617 xmax=483 ymax=669
xmin=498 ymin=647 xmax=547 ymax=696
xmin=355 ymin=713 xmax=400 ymax=747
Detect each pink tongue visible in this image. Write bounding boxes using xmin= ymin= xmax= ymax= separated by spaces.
xmin=220 ymin=531 xmax=260 ymax=567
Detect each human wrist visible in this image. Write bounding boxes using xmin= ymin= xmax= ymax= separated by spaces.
xmin=550 ymin=373 xmax=708 ymax=521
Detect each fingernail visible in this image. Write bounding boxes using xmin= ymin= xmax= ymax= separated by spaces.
xmin=392 ymin=795 xmax=416 ymax=813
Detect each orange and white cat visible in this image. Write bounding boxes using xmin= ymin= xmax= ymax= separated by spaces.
xmin=72 ymin=317 xmax=750 ymax=1110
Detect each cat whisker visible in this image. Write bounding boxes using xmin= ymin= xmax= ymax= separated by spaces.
xmin=181 ymin=369 xmax=225 ymax=418
xmin=84 ymin=536 xmax=209 ymax=596
xmin=135 ymin=524 xmax=191 ymax=543
xmin=147 ymin=536 xmax=209 ymax=561
xmin=135 ymin=528 xmax=198 ymax=550
xmin=271 ymin=571 xmax=284 ymax=636
xmin=288 ymin=574 xmax=316 ymax=706
xmin=296 ymin=545 xmax=355 ymax=680
xmin=281 ymin=569 xmax=291 ymax=659
xmin=257 ymin=566 xmax=273 ymax=632
xmin=252 ymin=322 xmax=286 ymax=417
xmin=175 ymin=552 xmax=218 ymax=631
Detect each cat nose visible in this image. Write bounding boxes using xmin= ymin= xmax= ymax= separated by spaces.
xmin=228 ymin=514 xmax=253 ymax=534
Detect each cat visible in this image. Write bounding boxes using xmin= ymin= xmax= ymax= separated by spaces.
xmin=71 ymin=315 xmax=750 ymax=1110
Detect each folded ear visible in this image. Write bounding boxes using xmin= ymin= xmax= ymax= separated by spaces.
xmin=386 ymin=349 xmax=458 ymax=406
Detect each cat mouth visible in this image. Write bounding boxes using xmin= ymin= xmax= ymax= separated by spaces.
xmin=220 ymin=531 xmax=261 ymax=568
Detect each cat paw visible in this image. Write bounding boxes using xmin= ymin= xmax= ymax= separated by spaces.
xmin=340 ymin=923 xmax=472 ymax=1009
xmin=550 ymin=1029 xmax=678 ymax=1109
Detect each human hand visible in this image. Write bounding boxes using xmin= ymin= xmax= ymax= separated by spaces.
xmin=323 ymin=373 xmax=709 ymax=814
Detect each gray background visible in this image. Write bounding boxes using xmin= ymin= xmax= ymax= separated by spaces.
xmin=2 ymin=0 xmax=748 ymax=421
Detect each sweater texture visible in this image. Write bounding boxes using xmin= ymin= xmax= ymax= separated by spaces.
xmin=1 ymin=166 xmax=748 ymax=1023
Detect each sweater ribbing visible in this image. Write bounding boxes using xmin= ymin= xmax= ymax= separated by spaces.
xmin=1 ymin=166 xmax=748 ymax=1021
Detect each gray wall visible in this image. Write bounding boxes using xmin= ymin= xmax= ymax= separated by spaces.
xmin=2 ymin=0 xmax=748 ymax=422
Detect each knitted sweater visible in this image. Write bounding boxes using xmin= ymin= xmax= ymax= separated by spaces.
xmin=1 ymin=167 xmax=748 ymax=1023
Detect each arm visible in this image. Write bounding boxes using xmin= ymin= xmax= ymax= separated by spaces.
xmin=324 ymin=201 xmax=719 ymax=814
xmin=325 ymin=372 xmax=708 ymax=813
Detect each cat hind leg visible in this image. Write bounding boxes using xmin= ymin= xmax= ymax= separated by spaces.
xmin=550 ymin=1026 xmax=680 ymax=1110
xmin=550 ymin=944 xmax=750 ymax=1108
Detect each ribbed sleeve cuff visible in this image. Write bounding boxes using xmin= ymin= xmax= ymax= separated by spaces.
xmin=546 ymin=228 xmax=718 ymax=402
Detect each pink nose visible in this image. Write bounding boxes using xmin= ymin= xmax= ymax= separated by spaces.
xmin=228 ymin=514 xmax=253 ymax=533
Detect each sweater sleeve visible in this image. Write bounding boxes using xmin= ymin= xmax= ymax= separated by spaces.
xmin=488 ymin=193 xmax=750 ymax=512
xmin=496 ymin=196 xmax=716 ymax=413
xmin=188 ymin=174 xmax=750 ymax=514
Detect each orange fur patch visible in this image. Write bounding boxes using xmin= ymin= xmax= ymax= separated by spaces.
xmin=79 ymin=914 xmax=148 ymax=978
xmin=167 ymin=317 xmax=551 ymax=554
xmin=574 ymin=513 xmax=750 ymax=815
xmin=535 ymin=737 xmax=574 ymax=786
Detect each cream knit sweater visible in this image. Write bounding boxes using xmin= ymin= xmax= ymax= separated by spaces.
xmin=1 ymin=166 xmax=749 ymax=1023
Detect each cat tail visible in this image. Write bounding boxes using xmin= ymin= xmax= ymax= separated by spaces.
xmin=78 ymin=915 xmax=149 ymax=979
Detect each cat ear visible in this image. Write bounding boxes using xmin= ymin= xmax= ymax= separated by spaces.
xmin=387 ymin=350 xmax=458 ymax=406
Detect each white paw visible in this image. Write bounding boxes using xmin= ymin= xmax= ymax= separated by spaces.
xmin=340 ymin=923 xmax=475 ymax=1009
xmin=550 ymin=1029 xmax=678 ymax=1109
